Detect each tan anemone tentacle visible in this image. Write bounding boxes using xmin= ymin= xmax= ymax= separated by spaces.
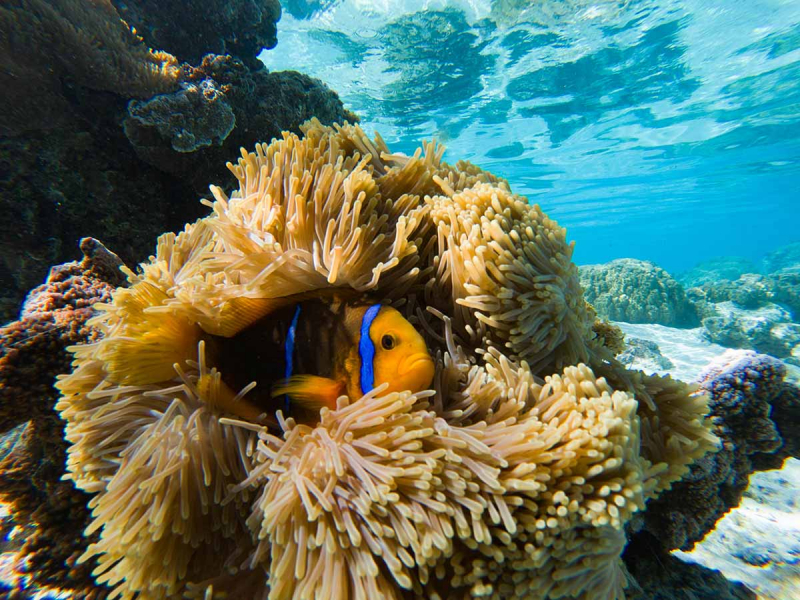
xmin=56 ymin=121 xmax=717 ymax=599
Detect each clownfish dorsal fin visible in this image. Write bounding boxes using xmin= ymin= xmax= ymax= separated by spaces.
xmin=201 ymin=287 xmax=362 ymax=338
xmin=271 ymin=375 xmax=344 ymax=412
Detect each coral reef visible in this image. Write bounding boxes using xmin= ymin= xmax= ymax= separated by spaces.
xmin=680 ymin=263 xmax=800 ymax=361
xmin=0 ymin=1 xmax=354 ymax=325
xmin=0 ymin=0 xmax=180 ymax=137
xmin=762 ymin=241 xmax=800 ymax=274
xmin=693 ymin=274 xmax=777 ymax=310
xmin=700 ymin=301 xmax=800 ymax=360
xmin=111 ymin=0 xmax=282 ymax=68
xmin=636 ymin=350 xmax=799 ymax=551
xmin=688 ymin=271 xmax=800 ymax=322
xmin=54 ymin=122 xmax=717 ymax=599
xmin=579 ymin=259 xmax=699 ymax=327
xmin=0 ymin=239 xmax=126 ymax=596
xmin=677 ymin=256 xmax=760 ymax=288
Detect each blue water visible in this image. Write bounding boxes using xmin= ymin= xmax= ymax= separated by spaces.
xmin=261 ymin=0 xmax=800 ymax=273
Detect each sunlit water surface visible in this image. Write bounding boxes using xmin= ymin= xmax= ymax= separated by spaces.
xmin=261 ymin=0 xmax=800 ymax=272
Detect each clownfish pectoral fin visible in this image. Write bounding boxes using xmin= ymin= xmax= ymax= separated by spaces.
xmin=196 ymin=373 xmax=275 ymax=426
xmin=271 ymin=376 xmax=344 ymax=412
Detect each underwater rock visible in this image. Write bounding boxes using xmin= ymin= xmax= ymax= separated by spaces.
xmin=591 ymin=317 xmax=627 ymax=355
xmin=52 ymin=122 xmax=716 ymax=600
xmin=111 ymin=0 xmax=282 ymax=68
xmin=579 ymin=258 xmax=699 ymax=327
xmin=125 ymin=55 xmax=359 ymax=188
xmin=623 ymin=533 xmax=756 ymax=600
xmin=0 ymin=238 xmax=126 ymax=596
xmin=701 ymin=301 xmax=800 ymax=359
xmin=0 ymin=4 xmax=354 ymax=325
xmin=677 ymin=256 xmax=761 ymax=288
xmin=637 ymin=350 xmax=799 ymax=552
xmin=674 ymin=459 xmax=800 ymax=599
xmin=762 ymin=241 xmax=800 ymax=274
xmin=0 ymin=0 xmax=181 ymax=138
xmin=124 ymin=79 xmax=237 ymax=154
xmin=618 ymin=337 xmax=675 ymax=374
xmin=693 ymin=274 xmax=776 ymax=310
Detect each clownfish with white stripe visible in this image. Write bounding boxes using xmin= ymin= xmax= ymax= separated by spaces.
xmin=202 ymin=297 xmax=435 ymax=421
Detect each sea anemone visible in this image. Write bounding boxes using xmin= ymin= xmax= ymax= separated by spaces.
xmin=56 ymin=120 xmax=717 ymax=599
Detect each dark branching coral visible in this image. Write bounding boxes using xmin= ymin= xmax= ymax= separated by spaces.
xmin=637 ymin=351 xmax=799 ymax=551
xmin=55 ymin=122 xmax=717 ymax=599
xmin=580 ymin=259 xmax=699 ymax=327
xmin=0 ymin=239 xmax=126 ymax=596
xmin=111 ymin=0 xmax=282 ymax=68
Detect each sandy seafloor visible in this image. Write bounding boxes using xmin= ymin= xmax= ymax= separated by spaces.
xmin=617 ymin=322 xmax=800 ymax=600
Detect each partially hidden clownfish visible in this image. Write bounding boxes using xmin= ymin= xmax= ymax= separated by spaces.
xmin=199 ymin=298 xmax=435 ymax=421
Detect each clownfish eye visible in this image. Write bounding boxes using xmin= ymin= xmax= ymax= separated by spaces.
xmin=381 ymin=334 xmax=396 ymax=350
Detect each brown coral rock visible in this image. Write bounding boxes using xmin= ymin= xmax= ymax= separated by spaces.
xmin=0 ymin=238 xmax=124 ymax=597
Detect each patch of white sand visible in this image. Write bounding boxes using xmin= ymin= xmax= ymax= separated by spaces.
xmin=674 ymin=460 xmax=800 ymax=600
xmin=614 ymin=322 xmax=729 ymax=382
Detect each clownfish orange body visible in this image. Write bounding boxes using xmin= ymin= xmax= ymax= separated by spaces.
xmin=206 ymin=298 xmax=435 ymax=419
xmin=272 ymin=301 xmax=436 ymax=411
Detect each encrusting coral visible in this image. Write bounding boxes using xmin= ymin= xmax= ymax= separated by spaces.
xmin=55 ymin=120 xmax=718 ymax=599
xmin=0 ymin=238 xmax=126 ymax=596
xmin=638 ymin=350 xmax=799 ymax=551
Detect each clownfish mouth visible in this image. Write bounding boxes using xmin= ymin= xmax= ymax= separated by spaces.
xmin=399 ymin=353 xmax=435 ymax=376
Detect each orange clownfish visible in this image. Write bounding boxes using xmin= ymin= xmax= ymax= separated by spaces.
xmin=205 ymin=298 xmax=435 ymax=418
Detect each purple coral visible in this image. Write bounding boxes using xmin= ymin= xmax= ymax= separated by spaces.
xmin=633 ymin=349 xmax=798 ymax=552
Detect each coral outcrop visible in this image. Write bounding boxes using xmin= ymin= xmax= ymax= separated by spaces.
xmin=579 ymin=259 xmax=699 ymax=327
xmin=0 ymin=0 xmax=180 ymax=137
xmin=762 ymin=241 xmax=800 ymax=274
xmin=700 ymin=301 xmax=800 ymax=360
xmin=0 ymin=0 xmax=354 ymax=325
xmin=636 ymin=350 xmax=799 ymax=551
xmin=677 ymin=256 xmax=760 ymax=288
xmin=0 ymin=238 xmax=126 ymax=596
xmin=111 ymin=0 xmax=282 ymax=68
xmin=55 ymin=122 xmax=717 ymax=599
